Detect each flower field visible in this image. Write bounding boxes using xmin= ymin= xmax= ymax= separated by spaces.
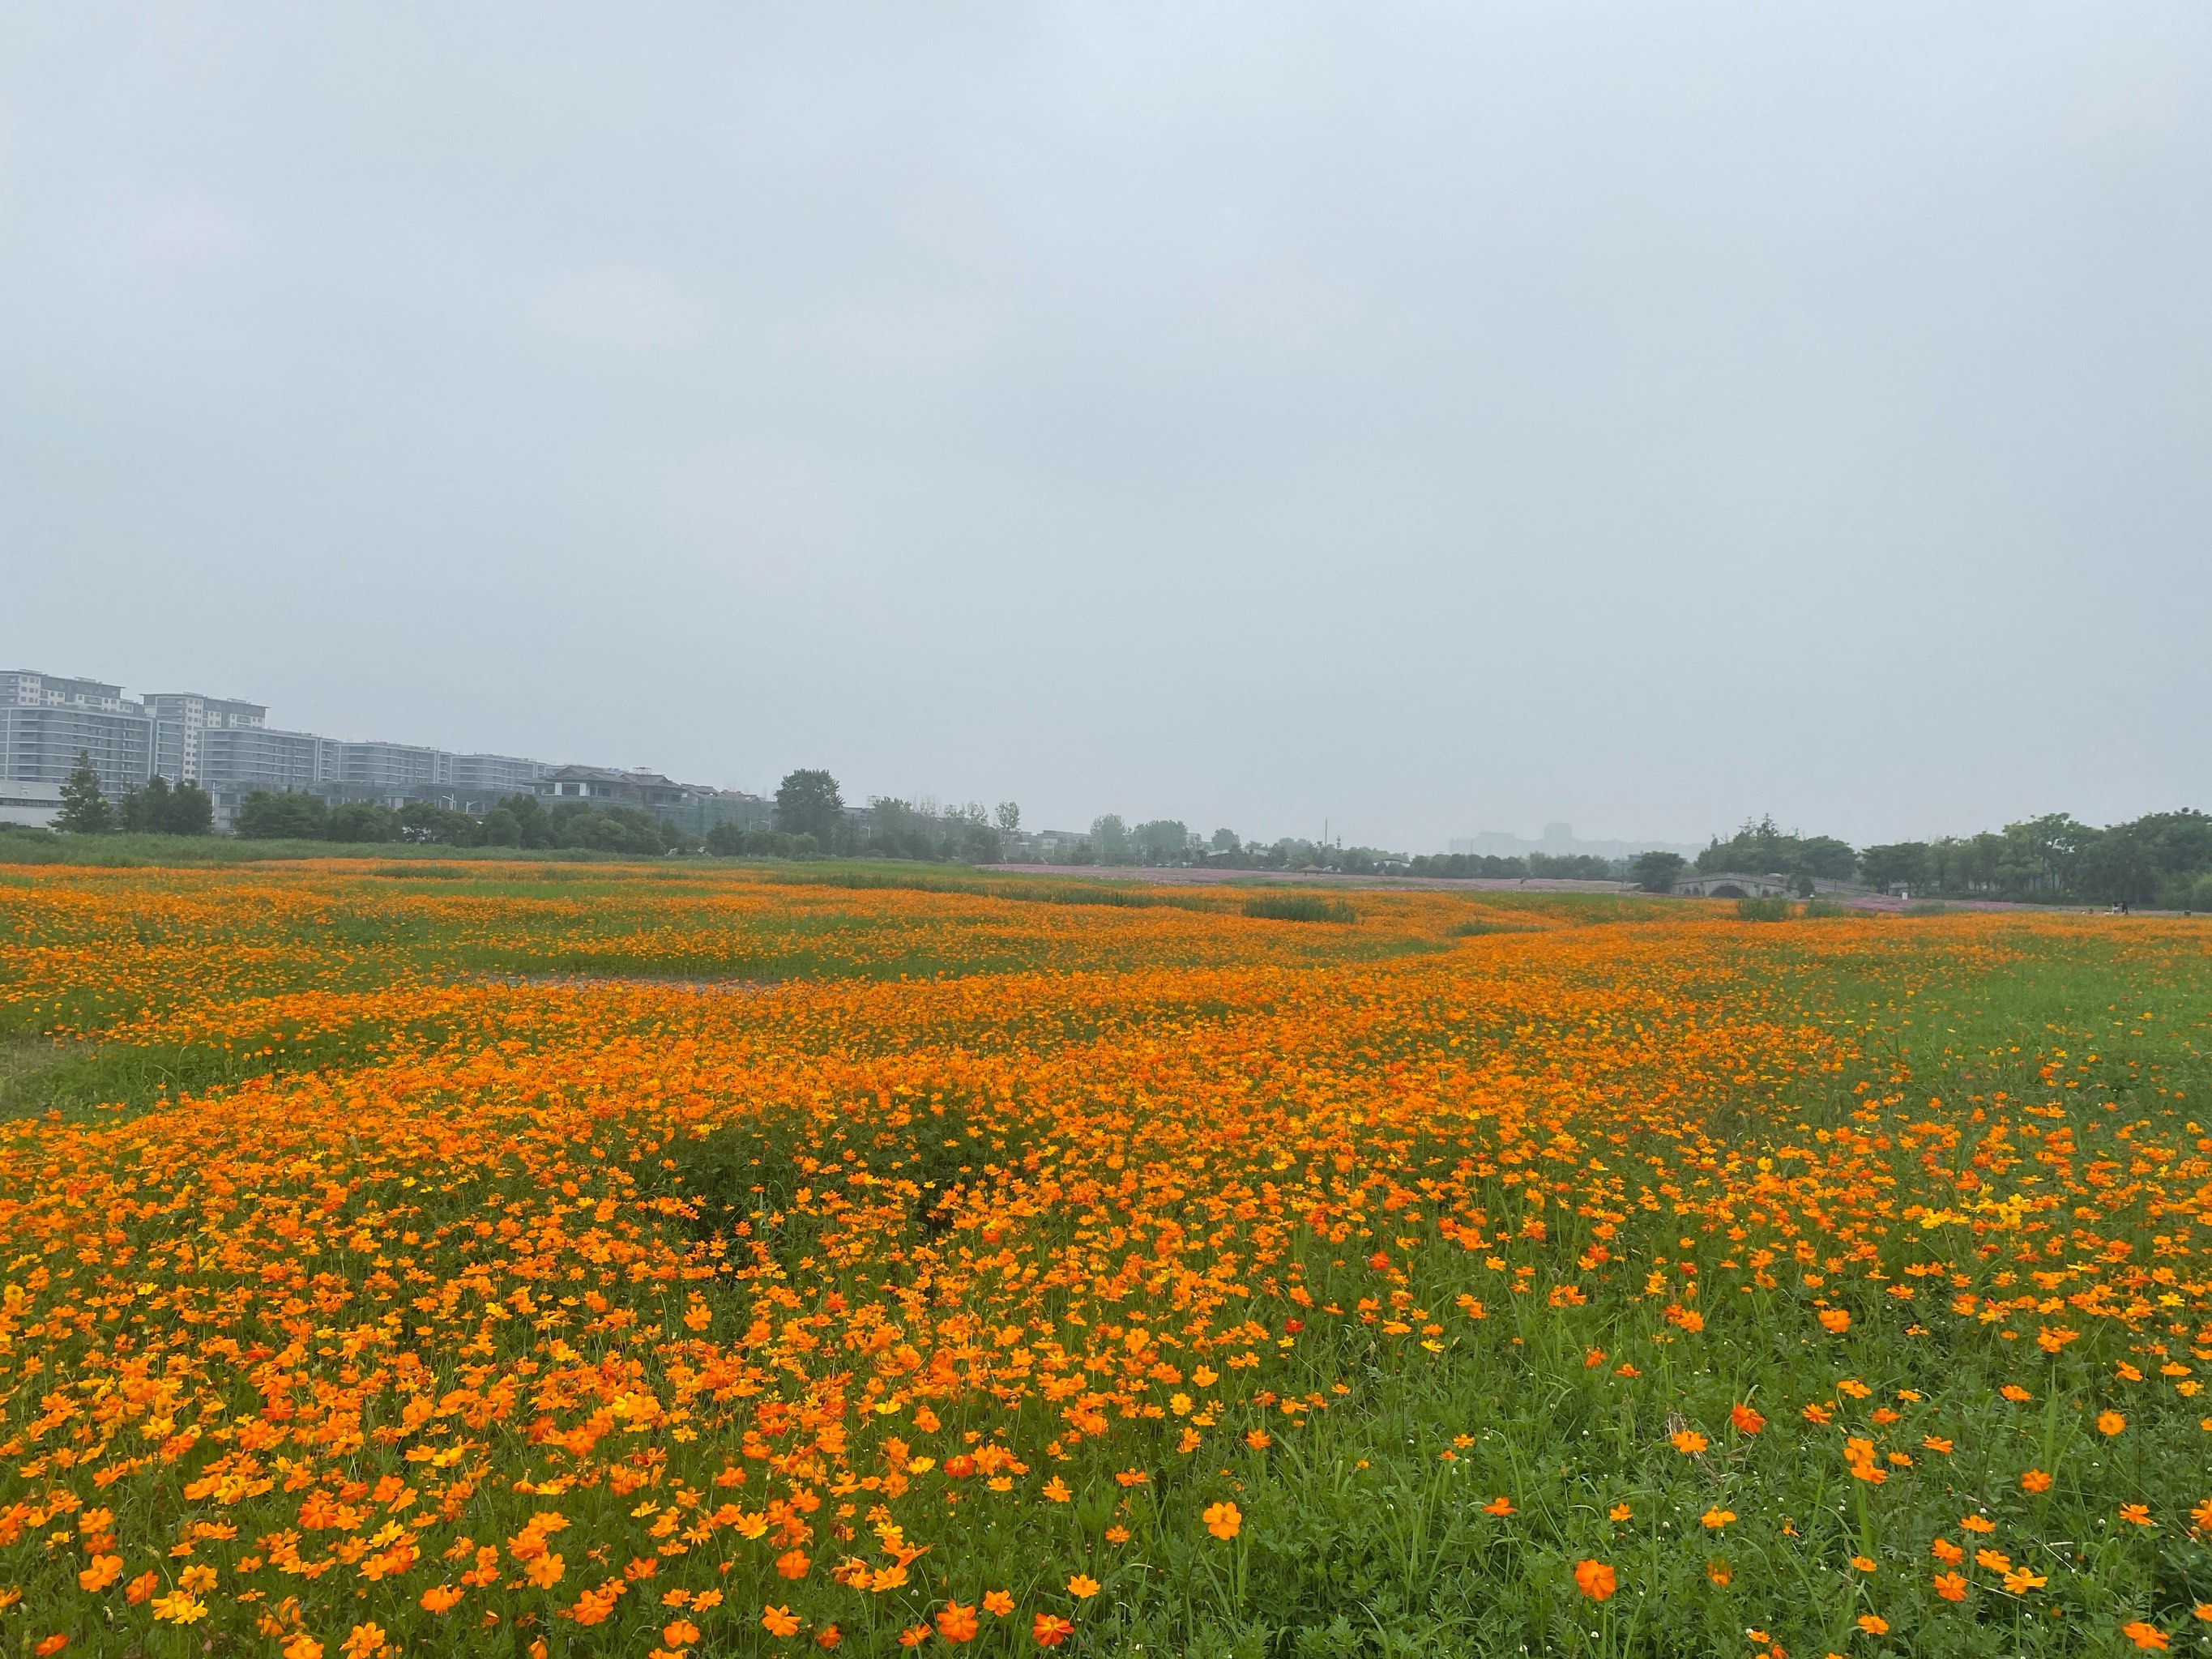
xmin=0 ymin=861 xmax=2207 ymax=1657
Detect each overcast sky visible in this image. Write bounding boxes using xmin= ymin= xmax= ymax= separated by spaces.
xmin=3 ymin=4 xmax=2206 ymax=851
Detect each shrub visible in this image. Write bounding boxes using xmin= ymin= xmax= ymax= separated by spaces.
xmin=1244 ymin=892 xmax=1355 ymax=923
xmin=705 ymin=825 xmax=820 ymax=859
xmin=1735 ymin=897 xmax=1792 ymax=922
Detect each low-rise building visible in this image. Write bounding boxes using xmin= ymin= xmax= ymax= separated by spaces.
xmin=0 ymin=780 xmax=63 ymax=830
xmin=537 ymin=766 xmax=769 ymax=837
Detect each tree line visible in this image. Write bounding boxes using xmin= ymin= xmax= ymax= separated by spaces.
xmin=53 ymin=766 xmax=217 ymax=836
xmin=32 ymin=752 xmax=2212 ymax=906
xmin=1626 ymin=811 xmax=2212 ymax=909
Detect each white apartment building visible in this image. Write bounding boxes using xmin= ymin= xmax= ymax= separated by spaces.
xmin=5 ymin=667 xmax=561 ymax=824
xmin=147 ymin=692 xmax=267 ymax=783
xmin=0 ymin=671 xmax=157 ymax=799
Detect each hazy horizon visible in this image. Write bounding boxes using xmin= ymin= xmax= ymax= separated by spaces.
xmin=6 ymin=4 xmax=2207 ymax=852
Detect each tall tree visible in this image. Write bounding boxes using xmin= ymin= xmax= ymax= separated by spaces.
xmin=56 ymin=752 xmax=113 ymax=834
xmin=164 ymin=779 xmax=214 ymax=835
xmin=774 ymin=770 xmax=844 ymax=843
xmin=118 ymin=775 xmax=172 ymax=833
xmin=1629 ymin=851 xmax=1685 ymax=892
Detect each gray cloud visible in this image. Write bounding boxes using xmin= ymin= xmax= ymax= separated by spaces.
xmin=2 ymin=2 xmax=2206 ymax=848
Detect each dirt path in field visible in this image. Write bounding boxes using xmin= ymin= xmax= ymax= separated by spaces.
xmin=979 ymin=864 xmax=1630 ymax=893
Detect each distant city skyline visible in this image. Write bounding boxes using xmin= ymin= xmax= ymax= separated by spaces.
xmin=2 ymin=661 xmax=1710 ymax=854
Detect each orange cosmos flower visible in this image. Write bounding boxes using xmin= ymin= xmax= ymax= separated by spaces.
xmin=1573 ymin=1559 xmax=1616 ymax=1601
xmin=420 ymin=1585 xmax=463 ymax=1614
xmin=1817 ymin=1308 xmax=1851 ymax=1334
xmin=1202 ymin=1502 xmax=1242 ymax=1540
xmin=762 ymin=1606 xmax=802 ymax=1638
xmin=1730 ymin=1402 xmax=1766 ymax=1435
xmin=2099 ymin=1411 xmax=2126 ymax=1437
xmin=2121 ymin=1623 xmax=2168 ymax=1651
xmin=936 ymin=1605 xmax=980 ymax=1643
xmin=1066 ymin=1576 xmax=1100 ymax=1600
xmin=1932 ymin=1571 xmax=1969 ymax=1601
xmin=1032 ymin=1614 xmax=1075 ymax=1647
xmin=1672 ymin=1429 xmax=1708 ymax=1456
xmin=1856 ymin=1614 xmax=1890 ymax=1636
xmin=983 ymin=1591 xmax=1014 ymax=1617
xmin=2022 ymin=1469 xmax=2053 ymax=1493
xmin=78 ymin=1556 xmax=122 ymax=1593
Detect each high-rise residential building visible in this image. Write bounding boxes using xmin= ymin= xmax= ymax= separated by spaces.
xmin=0 ymin=670 xmax=157 ymax=798
xmin=326 ymin=739 xmax=442 ymax=795
xmin=145 ymin=692 xmax=267 ymax=783
xmin=3 ymin=665 xmax=742 ymax=835
xmin=448 ymin=753 xmax=550 ymax=797
xmin=198 ymin=725 xmax=327 ymax=799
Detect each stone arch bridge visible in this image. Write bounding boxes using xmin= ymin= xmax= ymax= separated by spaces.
xmin=1670 ymin=871 xmax=1797 ymax=899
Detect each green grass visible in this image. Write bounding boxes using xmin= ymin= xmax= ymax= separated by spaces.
xmin=1244 ymin=892 xmax=1358 ymax=923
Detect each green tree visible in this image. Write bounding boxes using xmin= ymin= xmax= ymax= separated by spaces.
xmin=775 ymin=770 xmax=845 ymax=844
xmin=1858 ymin=842 xmax=1928 ymax=893
xmin=55 ymin=753 xmax=114 ymax=834
xmin=1133 ymin=820 xmax=1191 ymax=864
xmin=1090 ymin=814 xmax=1129 ymax=857
xmin=119 ymin=776 xmax=216 ymax=835
xmin=1629 ymin=851 xmax=1685 ymax=892
xmin=1697 ymin=817 xmax=1856 ymax=883
xmin=399 ymin=803 xmax=479 ymax=846
xmin=118 ymin=775 xmax=169 ymax=833
xmin=553 ymin=803 xmax=671 ymax=855
xmin=994 ymin=801 xmax=1021 ymax=835
xmin=164 ymin=779 xmax=215 ymax=835
xmin=499 ymin=794 xmax=556 ymax=848
xmin=237 ymin=791 xmax=330 ymax=840
xmin=327 ymin=802 xmax=402 ymax=843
